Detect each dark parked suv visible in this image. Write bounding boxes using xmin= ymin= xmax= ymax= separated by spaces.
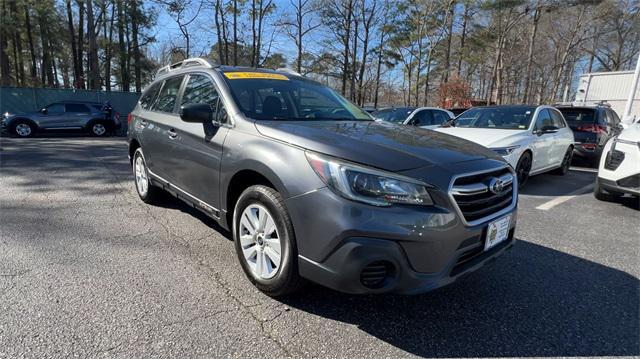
xmin=129 ymin=58 xmax=518 ymax=296
xmin=1 ymin=101 xmax=120 ymax=137
xmin=555 ymin=103 xmax=623 ymax=165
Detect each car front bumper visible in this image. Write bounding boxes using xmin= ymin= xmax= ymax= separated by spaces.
xmin=286 ymin=185 xmax=517 ymax=294
xmin=597 ymin=139 xmax=640 ymax=196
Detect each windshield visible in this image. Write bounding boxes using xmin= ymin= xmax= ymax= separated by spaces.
xmin=557 ymin=108 xmax=596 ymax=128
xmin=222 ymin=72 xmax=371 ymax=121
xmin=455 ymin=107 xmax=535 ymax=130
xmin=371 ymin=108 xmax=415 ymax=124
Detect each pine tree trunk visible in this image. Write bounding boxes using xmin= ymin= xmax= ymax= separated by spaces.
xmin=86 ymin=0 xmax=101 ymax=89
xmin=77 ymin=0 xmax=86 ymax=89
xmin=132 ymin=0 xmax=141 ymax=92
xmin=23 ymin=4 xmax=37 ymax=86
xmin=9 ymin=0 xmax=24 ymax=85
xmin=117 ymin=0 xmax=129 ymax=91
xmin=66 ymin=0 xmax=80 ymax=88
xmin=0 ymin=0 xmax=11 ymax=86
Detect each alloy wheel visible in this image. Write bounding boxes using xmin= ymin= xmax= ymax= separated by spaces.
xmin=92 ymin=123 xmax=106 ymax=136
xmin=238 ymin=204 xmax=282 ymax=279
xmin=134 ymin=155 xmax=149 ymax=196
xmin=15 ymin=123 xmax=32 ymax=137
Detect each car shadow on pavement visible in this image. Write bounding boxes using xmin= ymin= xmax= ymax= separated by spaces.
xmin=519 ymin=170 xmax=596 ymax=197
xmin=280 ymin=240 xmax=639 ymax=357
xmin=149 ymin=192 xmax=233 ymax=240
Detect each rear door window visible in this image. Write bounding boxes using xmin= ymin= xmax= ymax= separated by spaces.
xmin=140 ymin=83 xmax=162 ymax=110
xmin=605 ymin=109 xmax=620 ymax=126
xmin=65 ymin=104 xmax=90 ymax=113
xmin=153 ymin=76 xmax=184 ymax=113
xmin=432 ymin=110 xmax=451 ymax=125
xmin=410 ymin=110 xmax=433 ymax=126
xmin=45 ymin=103 xmax=65 ymax=114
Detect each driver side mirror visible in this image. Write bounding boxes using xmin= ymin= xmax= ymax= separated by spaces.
xmin=180 ymin=103 xmax=214 ymax=124
xmin=40 ymin=108 xmax=48 ymax=115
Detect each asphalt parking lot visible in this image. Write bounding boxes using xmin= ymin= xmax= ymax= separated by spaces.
xmin=1 ymin=136 xmax=638 ymax=358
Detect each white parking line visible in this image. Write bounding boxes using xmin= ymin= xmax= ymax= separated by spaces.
xmin=535 ymin=183 xmax=594 ymax=211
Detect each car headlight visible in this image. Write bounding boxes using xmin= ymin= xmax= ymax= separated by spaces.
xmin=306 ymin=152 xmax=433 ymax=206
xmin=491 ymin=145 xmax=521 ymax=156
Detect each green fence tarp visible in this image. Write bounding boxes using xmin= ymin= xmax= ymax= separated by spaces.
xmin=1 ymin=87 xmax=140 ymax=132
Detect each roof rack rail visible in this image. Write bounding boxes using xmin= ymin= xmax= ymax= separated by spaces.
xmin=554 ymin=100 xmax=611 ymax=108
xmin=156 ymin=57 xmax=214 ymax=77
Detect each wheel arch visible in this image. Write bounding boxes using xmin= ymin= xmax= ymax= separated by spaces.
xmin=128 ymin=139 xmax=141 ymax=165
xmin=223 ymin=167 xmax=282 ymax=231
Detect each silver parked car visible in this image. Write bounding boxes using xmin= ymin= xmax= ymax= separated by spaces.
xmin=128 ymin=58 xmax=517 ymax=296
xmin=1 ymin=101 xmax=120 ymax=137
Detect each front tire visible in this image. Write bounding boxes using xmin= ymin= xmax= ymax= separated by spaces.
xmin=233 ymin=185 xmax=304 ymax=296
xmin=132 ymin=148 xmax=162 ymax=204
xmin=594 ymin=177 xmax=623 ymax=201
xmin=11 ymin=120 xmax=35 ymax=138
xmin=515 ymin=152 xmax=532 ymax=187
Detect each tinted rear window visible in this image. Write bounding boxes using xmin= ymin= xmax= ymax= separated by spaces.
xmin=65 ymin=104 xmax=90 ymax=113
xmin=557 ymin=108 xmax=596 ymax=127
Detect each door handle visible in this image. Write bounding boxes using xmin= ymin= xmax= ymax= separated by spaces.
xmin=168 ymin=129 xmax=178 ymax=139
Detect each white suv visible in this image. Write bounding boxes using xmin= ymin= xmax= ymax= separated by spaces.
xmin=435 ymin=105 xmax=575 ymax=186
xmin=594 ymin=122 xmax=640 ymax=200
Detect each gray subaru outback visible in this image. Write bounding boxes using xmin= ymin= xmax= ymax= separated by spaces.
xmin=128 ymin=58 xmax=518 ymax=296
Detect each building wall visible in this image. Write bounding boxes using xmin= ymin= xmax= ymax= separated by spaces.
xmin=574 ymin=71 xmax=640 ymax=121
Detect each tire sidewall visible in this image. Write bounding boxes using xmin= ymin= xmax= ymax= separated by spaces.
xmin=233 ymin=186 xmax=297 ymax=294
xmin=11 ymin=120 xmax=35 ymax=137
xmin=133 ymin=148 xmax=151 ymax=200
xmin=89 ymin=120 xmax=109 ymax=137
xmin=516 ymin=152 xmax=531 ymax=185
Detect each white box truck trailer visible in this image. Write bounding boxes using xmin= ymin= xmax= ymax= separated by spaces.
xmin=575 ymin=63 xmax=640 ymax=125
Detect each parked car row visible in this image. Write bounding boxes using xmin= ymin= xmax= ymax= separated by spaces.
xmin=1 ymin=100 xmax=121 ymax=137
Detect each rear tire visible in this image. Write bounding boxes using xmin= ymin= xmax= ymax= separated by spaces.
xmin=10 ymin=119 xmax=35 ymax=138
xmin=515 ymin=152 xmax=532 ymax=188
xmin=233 ymin=185 xmax=304 ymax=297
xmin=552 ymin=147 xmax=573 ymax=175
xmin=88 ymin=120 xmax=109 ymax=137
xmin=132 ymin=148 xmax=162 ymax=204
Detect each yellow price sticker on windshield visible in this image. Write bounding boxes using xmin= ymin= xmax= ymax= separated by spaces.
xmin=224 ymin=72 xmax=289 ymax=81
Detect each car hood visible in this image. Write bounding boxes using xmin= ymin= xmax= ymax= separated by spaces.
xmin=618 ymin=123 xmax=640 ymax=142
xmin=434 ymin=127 xmax=528 ymax=148
xmin=254 ymin=120 xmax=499 ymax=172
